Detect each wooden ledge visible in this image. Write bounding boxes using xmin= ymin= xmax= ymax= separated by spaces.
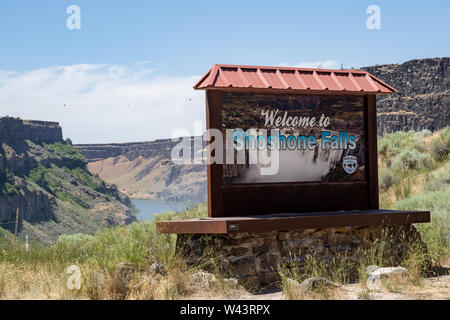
xmin=156 ymin=210 xmax=430 ymax=234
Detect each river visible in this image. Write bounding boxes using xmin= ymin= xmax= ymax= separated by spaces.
xmin=131 ymin=199 xmax=192 ymax=221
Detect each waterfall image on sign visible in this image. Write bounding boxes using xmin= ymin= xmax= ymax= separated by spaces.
xmin=221 ymin=92 xmax=366 ymax=184
xmin=233 ymin=143 xmax=345 ymax=183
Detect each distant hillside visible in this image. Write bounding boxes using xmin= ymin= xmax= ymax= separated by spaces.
xmin=0 ymin=117 xmax=136 ymax=244
xmin=75 ymin=138 xmax=206 ymax=203
xmin=362 ymin=57 xmax=449 ymax=135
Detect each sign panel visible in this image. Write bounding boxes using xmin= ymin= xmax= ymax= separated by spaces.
xmin=222 ymin=92 xmax=366 ymax=184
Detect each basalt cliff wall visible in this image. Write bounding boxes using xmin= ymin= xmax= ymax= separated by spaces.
xmin=0 ymin=117 xmax=63 ymax=150
xmin=362 ymin=57 xmax=449 ymax=135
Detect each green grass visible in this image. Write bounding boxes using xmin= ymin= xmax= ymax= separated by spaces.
xmin=67 ymin=167 xmax=101 ymax=191
xmin=44 ymin=142 xmax=87 ymax=165
xmin=27 ymin=165 xmax=89 ymax=208
xmin=4 ymin=182 xmax=19 ymax=195
xmin=28 ymin=165 xmax=58 ymax=189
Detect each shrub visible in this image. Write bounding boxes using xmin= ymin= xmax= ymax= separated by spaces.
xmin=392 ymin=149 xmax=431 ymax=172
xmin=378 ymin=137 xmax=395 ymax=157
xmin=431 ymin=127 xmax=450 ymax=161
xmin=379 ymin=169 xmax=398 ymax=191
xmin=378 ymin=129 xmax=431 ymax=159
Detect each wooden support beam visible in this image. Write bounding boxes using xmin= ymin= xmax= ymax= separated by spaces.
xmin=157 ymin=210 xmax=430 ymax=234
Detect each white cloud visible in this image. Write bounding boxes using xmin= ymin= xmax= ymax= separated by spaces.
xmin=279 ymin=60 xmax=340 ymax=69
xmin=0 ymin=63 xmax=205 ymax=144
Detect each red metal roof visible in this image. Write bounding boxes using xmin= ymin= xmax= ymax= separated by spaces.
xmin=194 ymin=64 xmax=396 ymax=94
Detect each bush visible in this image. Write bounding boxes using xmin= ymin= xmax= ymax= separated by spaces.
xmin=431 ymin=127 xmax=450 ymax=161
xmin=395 ymin=184 xmax=450 ymax=221
xmin=392 ymin=149 xmax=431 ymax=172
xmin=379 ymin=170 xmax=398 ymax=191
xmin=378 ymin=135 xmax=395 ymax=157
xmin=378 ymin=130 xmax=431 ymax=159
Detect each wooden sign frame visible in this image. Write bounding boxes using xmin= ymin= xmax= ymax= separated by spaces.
xmin=206 ymin=89 xmax=379 ymax=218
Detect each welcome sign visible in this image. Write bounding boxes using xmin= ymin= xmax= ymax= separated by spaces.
xmin=157 ymin=64 xmax=430 ymax=234
xmin=222 ymin=92 xmax=366 ymax=184
xmin=188 ymin=64 xmax=401 ymax=217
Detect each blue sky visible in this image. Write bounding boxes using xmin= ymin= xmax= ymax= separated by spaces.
xmin=0 ymin=1 xmax=448 ymax=143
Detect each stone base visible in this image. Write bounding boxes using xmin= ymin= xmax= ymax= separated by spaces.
xmin=176 ymin=224 xmax=425 ymax=290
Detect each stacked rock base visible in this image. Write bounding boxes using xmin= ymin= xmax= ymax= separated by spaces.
xmin=176 ymin=224 xmax=425 ymax=290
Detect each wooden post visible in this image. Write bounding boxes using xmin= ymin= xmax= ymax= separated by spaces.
xmin=367 ymin=94 xmax=380 ymax=209
xmin=206 ymin=90 xmax=223 ymax=217
xmin=14 ymin=208 xmax=19 ymax=245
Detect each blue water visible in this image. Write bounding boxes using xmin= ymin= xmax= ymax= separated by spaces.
xmin=132 ymin=199 xmax=191 ymax=221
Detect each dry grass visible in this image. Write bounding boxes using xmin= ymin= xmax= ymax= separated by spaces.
xmin=0 ymin=260 xmax=244 ymax=300
xmin=0 ymin=203 xmax=244 ymax=300
xmin=0 ymin=262 xmax=84 ymax=300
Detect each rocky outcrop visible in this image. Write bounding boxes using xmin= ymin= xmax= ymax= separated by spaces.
xmin=0 ymin=117 xmax=136 ymax=243
xmin=0 ymin=178 xmax=55 ymax=224
xmin=75 ymin=138 xmax=206 ymax=203
xmin=0 ymin=117 xmax=63 ymax=152
xmin=362 ymin=57 xmax=449 ymax=135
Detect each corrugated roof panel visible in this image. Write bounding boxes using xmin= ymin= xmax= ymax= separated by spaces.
xmin=221 ymin=67 xmax=243 ymax=87
xmin=214 ymin=69 xmax=228 ymax=87
xmin=279 ymin=70 xmax=304 ymax=89
xmin=241 ymin=68 xmax=265 ymax=88
xmin=298 ymin=71 xmax=323 ymax=90
xmin=352 ymin=73 xmax=376 ymax=92
xmin=335 ymin=73 xmax=359 ymax=91
xmin=259 ymin=69 xmax=285 ymax=89
xmin=194 ymin=64 xmax=396 ymax=95
xmin=370 ymin=76 xmax=394 ymax=93
xmin=316 ymin=72 xmax=340 ymax=90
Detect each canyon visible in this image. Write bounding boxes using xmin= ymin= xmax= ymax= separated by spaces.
xmin=75 ymin=138 xmax=206 ymax=203
xmin=0 ymin=117 xmax=136 ymax=243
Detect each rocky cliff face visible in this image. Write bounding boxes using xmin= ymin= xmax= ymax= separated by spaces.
xmin=75 ymin=138 xmax=206 ymax=203
xmin=0 ymin=117 xmax=63 ymax=151
xmin=0 ymin=117 xmax=136 ymax=243
xmin=362 ymin=57 xmax=449 ymax=135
